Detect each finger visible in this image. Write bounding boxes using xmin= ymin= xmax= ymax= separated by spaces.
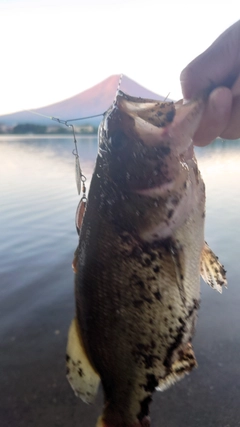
xmin=181 ymin=20 xmax=240 ymax=99
xmin=231 ymin=71 xmax=240 ymax=97
xmin=220 ymin=73 xmax=240 ymax=139
xmin=193 ymin=87 xmax=232 ymax=146
xmin=220 ymin=95 xmax=240 ymax=139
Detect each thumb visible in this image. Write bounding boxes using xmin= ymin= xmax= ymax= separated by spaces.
xmin=181 ymin=20 xmax=240 ymax=100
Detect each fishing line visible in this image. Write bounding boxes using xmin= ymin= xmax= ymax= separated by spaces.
xmin=66 ymin=113 xmax=105 ymax=125
xmin=163 ymin=92 xmax=171 ymax=102
xmin=113 ymin=73 xmax=123 ymax=104
xmin=25 ymin=75 xmax=167 ymax=197
xmin=25 ymin=108 xmax=106 ymax=198
xmin=24 ymin=109 xmax=105 ymax=126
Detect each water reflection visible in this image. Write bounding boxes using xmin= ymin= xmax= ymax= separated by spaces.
xmin=0 ymin=136 xmax=97 ymax=324
xmin=196 ymin=139 xmax=240 ymax=281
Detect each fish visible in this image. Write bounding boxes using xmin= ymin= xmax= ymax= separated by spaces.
xmin=66 ymin=91 xmax=227 ymax=427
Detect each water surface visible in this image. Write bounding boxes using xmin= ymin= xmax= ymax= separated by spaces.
xmin=1 ymin=136 xmax=240 ymax=427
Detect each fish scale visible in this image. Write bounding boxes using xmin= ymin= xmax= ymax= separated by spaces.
xmin=76 ymin=220 xmax=199 ymax=425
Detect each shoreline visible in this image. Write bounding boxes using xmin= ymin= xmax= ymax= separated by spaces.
xmin=0 ymin=134 xmax=98 ymax=140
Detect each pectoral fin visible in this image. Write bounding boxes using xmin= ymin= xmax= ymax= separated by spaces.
xmin=200 ymin=242 xmax=227 ymax=293
xmin=157 ymin=343 xmax=197 ymax=392
xmin=66 ymin=318 xmax=100 ymax=404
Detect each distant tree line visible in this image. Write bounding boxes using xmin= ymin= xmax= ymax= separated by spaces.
xmin=0 ymin=123 xmax=98 ymax=135
xmin=12 ymin=124 xmax=49 ymax=134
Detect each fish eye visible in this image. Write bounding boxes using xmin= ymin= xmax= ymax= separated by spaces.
xmin=109 ymin=130 xmax=127 ymax=150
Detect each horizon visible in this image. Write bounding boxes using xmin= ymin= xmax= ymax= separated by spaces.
xmin=0 ymin=0 xmax=238 ymax=115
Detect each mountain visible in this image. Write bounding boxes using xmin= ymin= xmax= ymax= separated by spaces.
xmin=0 ymin=75 xmax=168 ymax=127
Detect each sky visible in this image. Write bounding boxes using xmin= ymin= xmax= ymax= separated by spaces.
xmin=0 ymin=0 xmax=239 ymax=116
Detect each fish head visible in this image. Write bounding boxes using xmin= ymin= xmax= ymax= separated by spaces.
xmin=98 ymin=91 xmax=205 ymax=241
xmin=99 ymin=91 xmax=204 ymax=187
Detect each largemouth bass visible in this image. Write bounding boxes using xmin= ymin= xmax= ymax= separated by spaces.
xmin=66 ymin=92 xmax=227 ymax=427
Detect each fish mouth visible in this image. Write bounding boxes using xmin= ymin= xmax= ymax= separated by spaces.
xmin=102 ymin=91 xmax=174 ymax=148
xmin=101 ymin=90 xmax=205 ymax=154
xmin=116 ymin=91 xmax=176 ymax=129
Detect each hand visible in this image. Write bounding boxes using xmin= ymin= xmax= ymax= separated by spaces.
xmin=180 ymin=20 xmax=240 ymax=146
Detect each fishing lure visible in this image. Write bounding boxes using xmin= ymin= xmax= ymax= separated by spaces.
xmin=24 ymin=109 xmax=104 ymax=197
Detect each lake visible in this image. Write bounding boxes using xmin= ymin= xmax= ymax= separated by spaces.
xmin=1 ymin=135 xmax=240 ymax=427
